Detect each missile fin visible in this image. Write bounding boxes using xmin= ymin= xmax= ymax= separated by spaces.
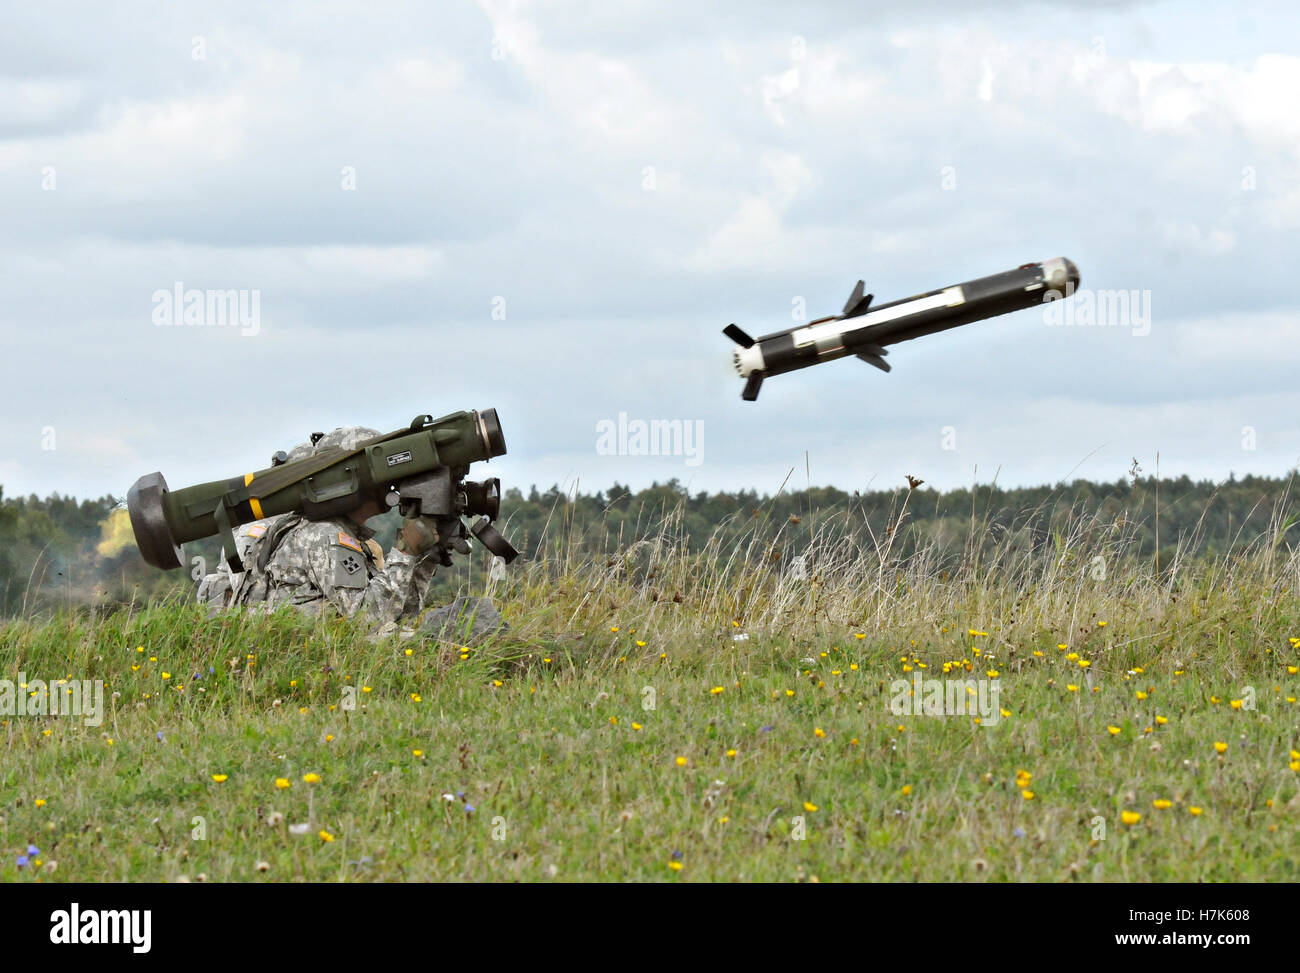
xmin=855 ymin=351 xmax=891 ymax=373
xmin=723 ymin=324 xmax=756 ymax=348
xmin=842 ymin=280 xmax=864 ymax=314
xmin=741 ymin=372 xmax=764 ymax=401
xmin=842 ymin=280 xmax=874 ymax=319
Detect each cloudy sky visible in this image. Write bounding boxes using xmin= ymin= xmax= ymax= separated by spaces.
xmin=2 ymin=0 xmax=1298 ymax=503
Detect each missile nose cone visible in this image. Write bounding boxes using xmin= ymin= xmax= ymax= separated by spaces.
xmin=1041 ymin=256 xmax=1080 ymax=297
xmin=1063 ymin=257 xmax=1080 ymax=290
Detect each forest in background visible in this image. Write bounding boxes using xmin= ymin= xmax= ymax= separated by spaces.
xmin=2 ymin=469 xmax=1297 ymax=615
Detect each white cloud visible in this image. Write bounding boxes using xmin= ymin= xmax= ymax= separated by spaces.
xmin=688 ymin=151 xmax=816 ymax=271
xmin=691 ymin=197 xmax=784 ymax=271
xmin=0 ymin=79 xmax=84 ymax=127
xmin=761 ymin=67 xmax=800 ymax=124
xmin=388 ymin=57 xmax=465 ymax=93
xmin=477 ymin=0 xmax=680 ymax=144
xmin=1098 ymin=54 xmax=1300 ymax=144
xmin=1171 ymin=311 xmax=1300 ymax=362
xmin=1158 ymin=219 xmax=1236 ymax=255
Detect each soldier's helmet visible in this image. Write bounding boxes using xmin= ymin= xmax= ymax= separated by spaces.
xmin=284 ymin=425 xmax=380 ymax=463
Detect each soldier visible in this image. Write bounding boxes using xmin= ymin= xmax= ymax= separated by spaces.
xmin=196 ymin=426 xmax=445 ymax=623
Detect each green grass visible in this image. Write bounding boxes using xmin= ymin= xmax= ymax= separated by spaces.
xmin=3 ymin=498 xmax=1300 ymax=882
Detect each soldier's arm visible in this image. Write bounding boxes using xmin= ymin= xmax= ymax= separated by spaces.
xmin=308 ymin=534 xmax=435 ymax=622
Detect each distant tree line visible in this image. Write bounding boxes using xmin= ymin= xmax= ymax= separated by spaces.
xmin=3 ymin=470 xmax=1298 ymax=613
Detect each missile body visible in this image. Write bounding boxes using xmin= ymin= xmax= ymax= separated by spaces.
xmin=726 ymin=257 xmax=1079 ymax=400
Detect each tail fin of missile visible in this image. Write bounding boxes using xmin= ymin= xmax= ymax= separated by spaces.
xmin=741 ymin=372 xmax=764 ymax=401
xmin=855 ymin=349 xmax=891 ymax=372
xmin=723 ymin=324 xmax=756 ymax=348
xmin=842 ymin=280 xmax=873 ymax=319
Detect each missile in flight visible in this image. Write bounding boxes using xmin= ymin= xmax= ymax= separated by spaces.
xmin=725 ymin=257 xmax=1079 ymax=400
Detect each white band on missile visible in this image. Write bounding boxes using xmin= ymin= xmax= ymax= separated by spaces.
xmin=790 ymin=286 xmax=965 ymax=349
xmin=1040 ymin=257 xmax=1068 ymax=291
xmin=733 ymin=343 xmax=765 ymax=377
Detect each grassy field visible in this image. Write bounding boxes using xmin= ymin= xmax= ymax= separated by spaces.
xmin=3 ymin=496 xmax=1300 ymax=882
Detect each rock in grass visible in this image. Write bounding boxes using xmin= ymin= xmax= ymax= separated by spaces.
xmin=419 ymin=597 xmax=508 ymax=642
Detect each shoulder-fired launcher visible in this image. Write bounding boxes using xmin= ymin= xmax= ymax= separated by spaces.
xmin=128 ymin=408 xmax=518 ymax=572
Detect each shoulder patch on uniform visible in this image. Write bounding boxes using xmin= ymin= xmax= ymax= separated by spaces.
xmin=336 ymin=531 xmax=363 ymax=552
xmin=246 ymin=524 xmax=267 ymax=538
xmin=332 ymin=542 xmax=368 ymax=587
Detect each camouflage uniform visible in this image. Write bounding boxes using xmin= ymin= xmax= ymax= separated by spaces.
xmin=194 ymin=516 xmax=291 ymax=608
xmin=234 ymin=514 xmax=432 ymax=621
xmin=196 ymin=426 xmax=435 ymax=623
